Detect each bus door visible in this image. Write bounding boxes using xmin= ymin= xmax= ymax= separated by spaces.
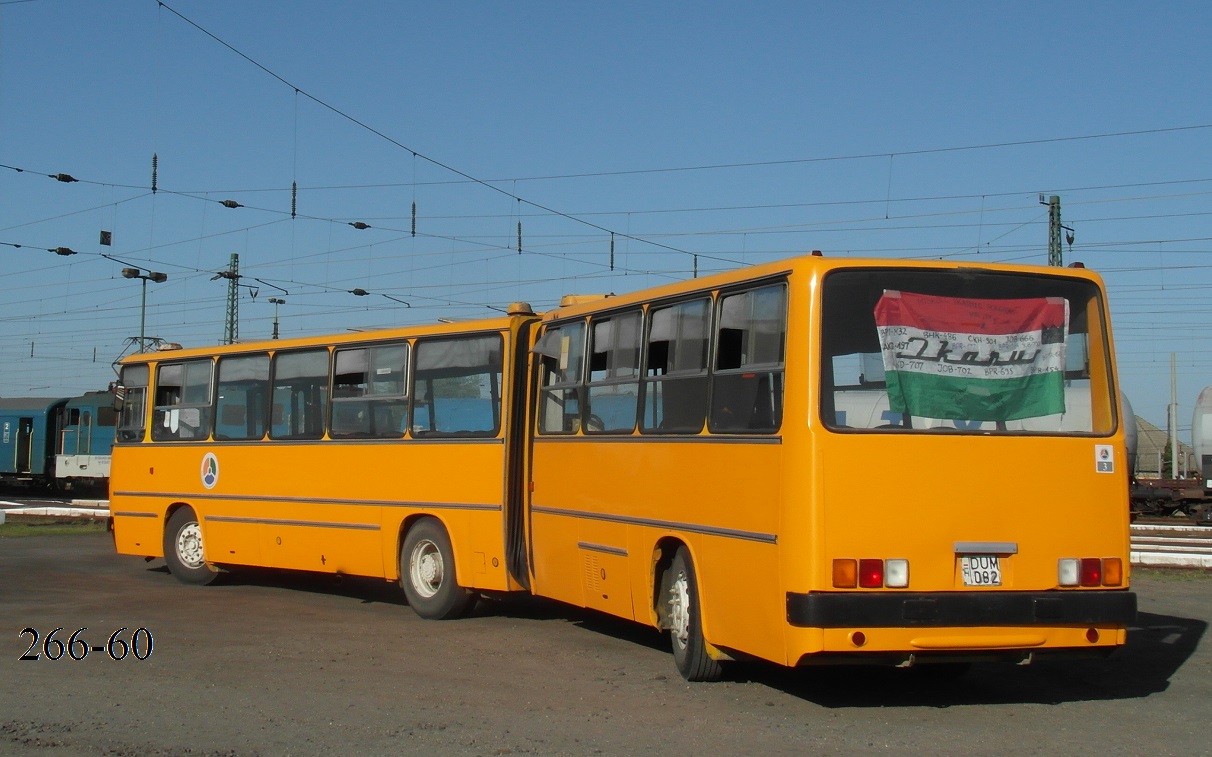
xmin=504 ymin=317 xmax=538 ymax=591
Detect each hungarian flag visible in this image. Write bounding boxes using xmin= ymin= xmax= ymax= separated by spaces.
xmin=874 ymin=291 xmax=1068 ymax=422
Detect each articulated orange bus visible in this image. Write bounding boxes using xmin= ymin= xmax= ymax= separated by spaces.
xmin=110 ymin=253 xmax=1136 ymax=681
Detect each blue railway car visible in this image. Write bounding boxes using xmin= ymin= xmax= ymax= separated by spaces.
xmin=0 ymin=397 xmax=69 ymax=485
xmin=54 ymin=389 xmax=117 ymax=491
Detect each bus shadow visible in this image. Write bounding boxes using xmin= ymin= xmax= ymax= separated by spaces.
xmin=489 ymin=599 xmax=1208 ymax=705
xmin=486 ymin=593 xmax=673 ymax=651
xmin=146 ymin=563 xmax=411 ymax=606
xmin=735 ymin=611 xmax=1207 ymax=707
xmin=141 ymin=565 xmax=1205 ymax=706
xmin=482 ymin=598 xmax=1208 ymax=706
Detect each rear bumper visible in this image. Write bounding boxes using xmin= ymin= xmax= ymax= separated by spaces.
xmin=787 ymin=589 xmax=1137 ymax=628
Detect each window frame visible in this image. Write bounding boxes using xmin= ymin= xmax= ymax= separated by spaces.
xmin=269 ymin=348 xmax=331 ymax=441
xmin=215 ymin=353 xmax=271 ymax=442
xmin=585 ymin=309 xmax=643 ymax=434
xmin=707 ymin=282 xmax=788 ymax=434
xmin=150 ymin=358 xmax=215 ymax=442
xmin=536 ymin=319 xmax=587 ymax=436
xmin=641 ymin=296 xmax=711 ymax=434
xmin=116 ymin=364 xmax=150 ymax=442
xmin=411 ymin=333 xmax=504 ymax=438
xmin=330 ymin=341 xmax=411 ymax=439
xmin=818 ymin=267 xmax=1115 ymax=436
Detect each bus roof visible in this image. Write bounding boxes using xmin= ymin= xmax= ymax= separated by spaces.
xmin=115 ymin=254 xmax=1105 ymax=365
xmin=116 ymin=310 xmax=539 ymax=366
xmin=542 ymin=252 xmax=1105 ymax=321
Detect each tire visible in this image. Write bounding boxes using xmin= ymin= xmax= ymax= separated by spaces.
xmin=163 ymin=508 xmax=219 ymax=586
xmin=663 ymin=547 xmax=722 ymax=682
xmin=400 ymin=517 xmax=476 ymax=620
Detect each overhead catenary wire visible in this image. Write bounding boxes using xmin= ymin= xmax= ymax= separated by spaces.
xmin=3 ymin=6 xmax=1209 ymax=411
xmin=153 ymin=1 xmax=741 ymax=268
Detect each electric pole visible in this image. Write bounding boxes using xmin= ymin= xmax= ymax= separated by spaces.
xmin=1039 ymin=194 xmax=1074 ymax=267
xmin=223 ymin=253 xmax=239 ymax=344
xmin=1043 ymin=195 xmax=1062 ymax=266
xmin=1171 ymin=353 xmax=1180 ymax=479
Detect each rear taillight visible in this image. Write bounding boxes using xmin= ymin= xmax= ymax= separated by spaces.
xmin=1080 ymin=558 xmax=1102 ymax=587
xmin=832 ymin=558 xmax=858 ymax=588
xmin=1058 ymin=557 xmax=1123 ymax=587
xmin=858 ymin=559 xmax=883 ymax=588
xmin=833 ymin=558 xmax=909 ymax=589
xmin=884 ymin=559 xmax=909 ymax=588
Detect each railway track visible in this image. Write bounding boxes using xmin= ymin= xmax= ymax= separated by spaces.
xmin=1131 ymin=522 xmax=1212 ymax=569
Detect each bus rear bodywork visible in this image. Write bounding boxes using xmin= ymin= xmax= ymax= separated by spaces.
xmin=526 ymin=255 xmax=1135 ymax=678
xmin=790 ymin=262 xmax=1135 ymax=666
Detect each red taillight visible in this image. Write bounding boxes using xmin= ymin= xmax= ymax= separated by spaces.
xmin=1080 ymin=558 xmax=1102 ymax=587
xmin=858 ymin=559 xmax=883 ymax=588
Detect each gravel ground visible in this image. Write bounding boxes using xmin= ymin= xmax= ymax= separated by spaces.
xmin=3 ymin=533 xmax=1210 ymax=756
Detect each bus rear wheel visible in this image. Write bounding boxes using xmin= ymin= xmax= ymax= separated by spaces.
xmin=163 ymin=507 xmax=219 ymax=586
xmin=664 ymin=547 xmax=722 ymax=682
xmin=400 ymin=517 xmax=476 ymax=620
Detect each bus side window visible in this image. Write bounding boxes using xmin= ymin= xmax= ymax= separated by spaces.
xmin=642 ymin=298 xmax=709 ymax=434
xmin=151 ymin=359 xmax=214 ymax=441
xmin=585 ymin=311 xmax=641 ymax=433
xmin=117 ymin=365 xmax=150 ymax=442
xmin=412 ymin=335 xmax=502 ymax=437
xmin=709 ymin=284 xmax=787 ymax=433
xmin=215 ymin=353 xmax=269 ymax=441
xmin=270 ymin=349 xmax=330 ymax=440
xmin=535 ymin=322 xmax=585 ymax=434
xmin=331 ymin=343 xmax=408 ymax=439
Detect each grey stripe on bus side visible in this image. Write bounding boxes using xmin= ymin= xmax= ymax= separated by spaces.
xmin=111 ymin=490 xmax=501 ymax=512
xmin=534 ymin=505 xmax=777 ymax=544
xmin=205 ymin=515 xmax=381 ymax=531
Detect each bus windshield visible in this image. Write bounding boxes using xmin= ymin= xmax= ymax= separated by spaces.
xmin=820 ymin=267 xmax=1114 ymax=434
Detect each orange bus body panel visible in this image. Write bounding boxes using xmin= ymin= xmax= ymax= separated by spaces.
xmin=111 ymin=254 xmax=1135 ymax=673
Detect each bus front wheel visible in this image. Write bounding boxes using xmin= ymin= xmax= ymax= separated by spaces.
xmin=664 ymin=547 xmax=722 ymax=682
xmin=163 ymin=508 xmax=219 ymax=586
xmin=400 ymin=517 xmax=476 ymax=620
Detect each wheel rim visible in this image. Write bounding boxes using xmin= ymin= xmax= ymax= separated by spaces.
xmin=175 ymin=522 xmax=205 ymax=569
xmin=668 ymin=569 xmax=690 ymax=649
xmin=409 ymin=539 xmax=443 ymax=598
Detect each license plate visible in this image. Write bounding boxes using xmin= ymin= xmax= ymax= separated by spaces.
xmin=960 ymin=555 xmax=1002 ymax=586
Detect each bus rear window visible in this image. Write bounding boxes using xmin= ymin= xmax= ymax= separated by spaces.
xmin=820 ymin=268 xmax=1114 ymax=435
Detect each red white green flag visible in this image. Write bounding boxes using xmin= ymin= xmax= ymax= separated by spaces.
xmin=874 ymin=291 xmax=1069 ymax=422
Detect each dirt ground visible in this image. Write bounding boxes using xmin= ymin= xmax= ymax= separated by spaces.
xmin=2 ymin=532 xmax=1210 ymax=756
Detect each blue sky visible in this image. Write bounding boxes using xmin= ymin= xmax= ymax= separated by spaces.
xmin=2 ymin=1 xmax=1210 ymax=437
